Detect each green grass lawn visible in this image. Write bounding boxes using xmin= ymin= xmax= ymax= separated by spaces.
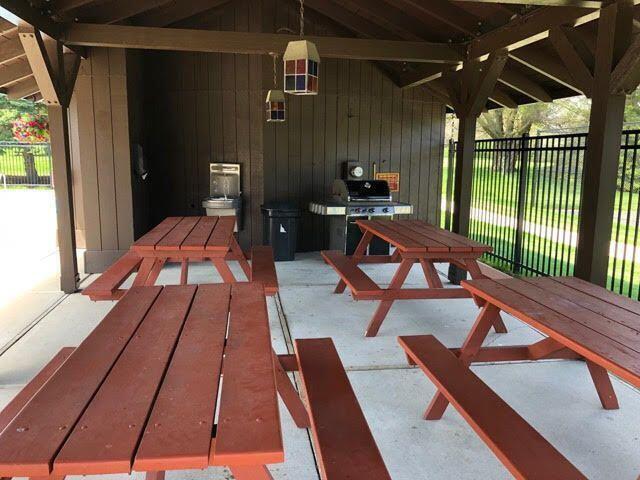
xmin=442 ymin=147 xmax=640 ymax=300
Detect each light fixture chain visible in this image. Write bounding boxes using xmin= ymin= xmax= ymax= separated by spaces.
xmin=272 ymin=54 xmax=277 ymax=88
xmin=299 ymin=0 xmax=304 ymax=37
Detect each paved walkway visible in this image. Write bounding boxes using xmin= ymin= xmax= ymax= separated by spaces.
xmin=0 ymin=254 xmax=638 ymax=479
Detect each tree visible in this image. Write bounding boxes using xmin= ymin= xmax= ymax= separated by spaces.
xmin=477 ymin=103 xmax=551 ymax=171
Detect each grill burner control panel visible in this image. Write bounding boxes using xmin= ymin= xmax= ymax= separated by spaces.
xmin=348 ymin=205 xmax=391 ymax=216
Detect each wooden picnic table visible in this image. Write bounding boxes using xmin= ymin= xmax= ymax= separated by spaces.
xmin=398 ymin=276 xmax=640 ymax=479
xmin=0 ymin=283 xmax=311 ymax=480
xmin=323 ymin=219 xmax=506 ymax=337
xmin=82 ymin=216 xmax=258 ymax=300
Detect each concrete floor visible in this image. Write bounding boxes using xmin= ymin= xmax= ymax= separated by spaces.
xmin=0 ymin=252 xmax=639 ymax=479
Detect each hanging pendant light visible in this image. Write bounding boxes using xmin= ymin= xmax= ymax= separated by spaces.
xmin=283 ymin=0 xmax=320 ymax=95
xmin=266 ymin=53 xmax=286 ymax=122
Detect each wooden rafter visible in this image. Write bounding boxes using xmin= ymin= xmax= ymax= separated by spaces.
xmin=78 ymin=0 xmax=176 ymax=24
xmin=509 ymin=45 xmax=584 ymax=93
xmin=62 ymin=23 xmax=464 ymax=63
xmin=549 ymin=26 xmax=595 ymax=95
xmin=0 ymin=60 xmax=33 ymax=87
xmin=453 ymin=0 xmax=604 ymax=7
xmin=6 ymin=76 xmax=38 ymax=99
xmin=134 ymin=0 xmax=230 ymax=27
xmin=0 ymin=37 xmax=26 ymax=65
xmin=337 ymin=0 xmax=429 ymax=41
xmin=385 ymin=0 xmax=480 ymax=38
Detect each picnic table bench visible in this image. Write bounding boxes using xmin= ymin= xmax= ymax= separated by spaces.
xmin=322 ymin=219 xmax=506 ymax=337
xmin=399 ymin=276 xmax=640 ymax=479
xmin=0 ymin=283 xmax=389 ymax=480
xmin=82 ymin=216 xmax=279 ymax=300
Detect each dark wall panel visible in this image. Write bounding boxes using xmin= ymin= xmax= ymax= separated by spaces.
xmin=141 ymin=0 xmax=446 ymax=251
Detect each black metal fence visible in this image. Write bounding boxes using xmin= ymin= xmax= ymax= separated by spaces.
xmin=442 ymin=130 xmax=640 ymax=300
xmin=0 ymin=142 xmax=52 ymax=188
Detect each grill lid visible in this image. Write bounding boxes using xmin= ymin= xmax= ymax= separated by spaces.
xmin=332 ymin=179 xmax=391 ymax=202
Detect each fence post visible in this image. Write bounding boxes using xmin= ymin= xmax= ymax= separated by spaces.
xmin=513 ymin=133 xmax=529 ymax=274
xmin=444 ymin=138 xmax=455 ymax=230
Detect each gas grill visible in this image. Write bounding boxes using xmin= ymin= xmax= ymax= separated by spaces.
xmin=309 ymin=179 xmax=413 ymax=255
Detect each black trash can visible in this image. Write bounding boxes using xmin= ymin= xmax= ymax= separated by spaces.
xmin=261 ymin=202 xmax=300 ymax=261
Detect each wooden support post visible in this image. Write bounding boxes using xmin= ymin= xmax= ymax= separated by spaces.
xmin=549 ymin=1 xmax=637 ymax=286
xmin=19 ymin=23 xmax=81 ymax=294
xmin=446 ymin=50 xmax=508 ymax=284
xmin=574 ymin=3 xmax=629 ymax=285
xmin=48 ymin=104 xmax=79 ymax=293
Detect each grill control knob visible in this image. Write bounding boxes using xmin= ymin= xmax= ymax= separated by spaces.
xmin=382 ymin=207 xmax=390 ymax=213
xmin=354 ymin=208 xmax=361 ymax=213
xmin=368 ymin=208 xmax=375 ymax=213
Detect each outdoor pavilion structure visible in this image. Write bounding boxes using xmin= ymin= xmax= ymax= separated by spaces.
xmin=0 ymin=0 xmax=639 ymax=293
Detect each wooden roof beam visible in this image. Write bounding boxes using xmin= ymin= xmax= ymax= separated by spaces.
xmin=62 ymin=23 xmax=464 ymax=63
xmin=508 ymin=46 xmax=584 ymax=93
xmin=453 ymin=0 xmax=604 ymax=7
xmin=0 ymin=0 xmax=86 ymax=57
xmin=337 ymin=0 xmax=429 ymax=41
xmin=467 ymin=4 xmax=627 ymax=60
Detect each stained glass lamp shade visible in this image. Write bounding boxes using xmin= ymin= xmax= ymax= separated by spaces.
xmin=266 ymin=89 xmax=286 ymax=122
xmin=283 ymin=40 xmax=320 ymax=95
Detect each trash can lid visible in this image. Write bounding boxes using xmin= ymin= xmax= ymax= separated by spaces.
xmin=261 ymin=201 xmax=301 ymax=217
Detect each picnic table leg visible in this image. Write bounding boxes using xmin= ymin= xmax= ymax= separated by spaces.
xmin=273 ymin=351 xmax=311 ymax=428
xmin=365 ymin=258 xmax=414 ymax=337
xmin=132 ymin=258 xmax=156 ymax=287
xmin=145 ymin=472 xmax=165 ymax=480
xmin=335 ymin=231 xmax=374 ymax=294
xmin=212 ymin=257 xmax=237 ymax=283
xmin=466 ymin=259 xmax=508 ymax=334
xmin=419 ymin=259 xmax=443 ymax=288
xmin=230 ymin=236 xmax=251 ymax=280
xmin=230 ymin=465 xmax=273 ymax=479
xmin=180 ymin=259 xmax=189 ymax=285
xmin=424 ymin=303 xmax=499 ymax=420
xmin=585 ymin=360 xmax=619 ymax=410
xmin=144 ymin=259 xmax=166 ymax=286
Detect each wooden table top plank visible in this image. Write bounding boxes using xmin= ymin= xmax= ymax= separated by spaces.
xmin=211 ymin=282 xmax=283 ymax=466
xmin=134 ymin=284 xmax=231 ymax=472
xmin=403 ymin=220 xmax=490 ymax=252
xmin=133 ymin=217 xmax=183 ymax=251
xmin=524 ymin=277 xmax=640 ymax=334
xmin=155 ymin=217 xmax=201 ymax=251
xmin=53 ymin=286 xmax=198 ymax=476
xmin=462 ymin=279 xmax=640 ymax=388
xmin=0 ymin=287 xmax=162 ymax=478
xmin=356 ymin=220 xmax=426 ymax=252
xmin=553 ymin=276 xmax=640 ymax=318
xmin=380 ymin=220 xmax=451 ymax=252
xmin=206 ymin=216 xmax=236 ymax=251
xmin=500 ymin=279 xmax=640 ymax=354
xmin=181 ymin=216 xmax=219 ymax=251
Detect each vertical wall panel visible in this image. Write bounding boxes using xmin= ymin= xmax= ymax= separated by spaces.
xmin=141 ymin=0 xmax=446 ymax=252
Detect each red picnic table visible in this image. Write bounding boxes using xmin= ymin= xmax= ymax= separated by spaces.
xmin=322 ymin=219 xmax=506 ymax=337
xmin=0 ymin=282 xmax=391 ymax=480
xmin=399 ymin=276 xmax=640 ymax=479
xmin=83 ymin=216 xmax=278 ymax=300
